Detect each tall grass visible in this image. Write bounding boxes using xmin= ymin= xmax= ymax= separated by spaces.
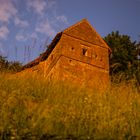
xmin=0 ymin=73 xmax=140 ymax=139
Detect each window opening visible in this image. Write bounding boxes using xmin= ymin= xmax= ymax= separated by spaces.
xmin=82 ymin=48 xmax=88 ymax=56
xmin=71 ymin=47 xmax=74 ymax=50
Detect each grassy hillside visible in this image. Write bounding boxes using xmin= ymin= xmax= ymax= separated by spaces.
xmin=0 ymin=73 xmax=140 ymax=140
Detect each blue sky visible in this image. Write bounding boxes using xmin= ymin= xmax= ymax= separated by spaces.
xmin=0 ymin=0 xmax=140 ymax=63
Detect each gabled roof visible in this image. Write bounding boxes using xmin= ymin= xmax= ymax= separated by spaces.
xmin=63 ymin=18 xmax=111 ymax=51
xmin=22 ymin=19 xmax=111 ymax=70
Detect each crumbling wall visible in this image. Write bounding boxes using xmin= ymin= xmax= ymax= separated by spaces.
xmin=16 ymin=19 xmax=110 ymax=90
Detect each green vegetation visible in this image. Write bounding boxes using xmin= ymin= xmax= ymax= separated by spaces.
xmin=0 ymin=74 xmax=139 ymax=140
xmin=104 ymin=31 xmax=140 ymax=85
xmin=0 ymin=56 xmax=22 ymax=73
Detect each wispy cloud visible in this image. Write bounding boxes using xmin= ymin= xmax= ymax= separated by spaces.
xmin=0 ymin=0 xmax=68 ymax=46
xmin=34 ymin=0 xmax=68 ymax=38
xmin=36 ymin=20 xmax=56 ymax=37
xmin=15 ymin=33 xmax=27 ymax=41
xmin=0 ymin=26 xmax=9 ymax=39
xmin=27 ymin=0 xmax=47 ymax=15
xmin=14 ymin=17 xmax=29 ymax=28
xmin=56 ymin=15 xmax=68 ymax=24
xmin=16 ymin=32 xmax=38 ymax=41
xmin=0 ymin=0 xmax=17 ymax=23
xmin=27 ymin=0 xmax=57 ymax=15
xmin=30 ymin=32 xmax=38 ymax=39
xmin=46 ymin=0 xmax=56 ymax=9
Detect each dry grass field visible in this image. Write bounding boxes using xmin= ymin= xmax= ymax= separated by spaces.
xmin=0 ymin=72 xmax=140 ymax=139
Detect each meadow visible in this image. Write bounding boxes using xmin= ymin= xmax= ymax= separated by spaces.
xmin=0 ymin=73 xmax=140 ymax=140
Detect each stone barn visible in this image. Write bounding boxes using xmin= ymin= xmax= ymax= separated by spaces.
xmin=21 ymin=19 xmax=111 ymax=89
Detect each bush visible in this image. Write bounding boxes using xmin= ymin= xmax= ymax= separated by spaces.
xmin=0 ymin=55 xmax=22 ymax=73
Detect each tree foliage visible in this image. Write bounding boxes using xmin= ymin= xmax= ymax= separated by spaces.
xmin=104 ymin=31 xmax=140 ymax=84
xmin=0 ymin=55 xmax=22 ymax=72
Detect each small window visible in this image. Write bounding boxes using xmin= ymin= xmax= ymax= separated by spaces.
xmin=71 ymin=47 xmax=74 ymax=50
xmin=82 ymin=48 xmax=88 ymax=56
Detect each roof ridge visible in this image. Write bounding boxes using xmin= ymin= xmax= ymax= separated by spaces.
xmin=63 ymin=18 xmax=87 ymax=32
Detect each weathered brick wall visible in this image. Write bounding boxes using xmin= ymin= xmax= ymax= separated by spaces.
xmin=45 ymin=32 xmax=110 ymax=89
xmin=52 ymin=55 xmax=109 ymax=88
xmin=16 ymin=19 xmax=110 ymax=90
xmin=60 ymin=34 xmax=109 ymax=70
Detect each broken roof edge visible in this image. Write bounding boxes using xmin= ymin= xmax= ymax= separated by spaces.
xmin=22 ymin=32 xmax=62 ymax=70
